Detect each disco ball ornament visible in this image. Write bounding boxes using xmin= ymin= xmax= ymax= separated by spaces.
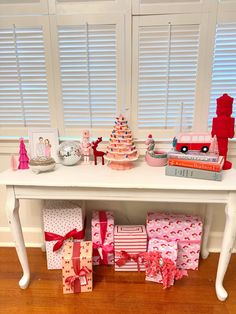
xmin=57 ymin=141 xmax=81 ymax=166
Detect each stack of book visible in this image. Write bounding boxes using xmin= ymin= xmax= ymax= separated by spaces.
xmin=165 ymin=151 xmax=224 ymax=181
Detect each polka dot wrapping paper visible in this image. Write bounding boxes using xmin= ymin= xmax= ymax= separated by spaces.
xmin=43 ymin=200 xmax=85 ymax=270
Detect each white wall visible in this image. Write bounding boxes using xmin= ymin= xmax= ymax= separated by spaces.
xmin=0 ymin=139 xmax=235 ymax=251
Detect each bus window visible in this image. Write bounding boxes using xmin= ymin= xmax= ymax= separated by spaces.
xmin=180 ymin=136 xmax=190 ymax=142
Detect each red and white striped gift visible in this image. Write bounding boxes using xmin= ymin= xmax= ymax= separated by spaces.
xmin=114 ymin=225 xmax=147 ymax=271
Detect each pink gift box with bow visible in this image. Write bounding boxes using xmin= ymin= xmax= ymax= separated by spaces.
xmin=146 ymin=212 xmax=203 ymax=270
xmin=43 ymin=200 xmax=85 ymax=270
xmin=91 ymin=210 xmax=114 ymax=265
xmin=114 ymin=225 xmax=147 ymax=271
xmin=146 ymin=238 xmax=178 ymax=284
xmin=62 ymin=241 xmax=93 ymax=294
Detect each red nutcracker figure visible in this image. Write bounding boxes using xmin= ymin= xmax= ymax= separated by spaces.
xmin=211 ymin=93 xmax=235 ymax=170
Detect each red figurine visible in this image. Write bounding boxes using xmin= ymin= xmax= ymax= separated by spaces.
xmin=91 ymin=137 xmax=105 ymax=166
xmin=18 ymin=138 xmax=29 ymax=169
xmin=211 ymin=93 xmax=235 ymax=170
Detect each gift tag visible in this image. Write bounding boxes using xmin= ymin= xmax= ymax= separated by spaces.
xmin=79 ymin=275 xmax=88 ymax=286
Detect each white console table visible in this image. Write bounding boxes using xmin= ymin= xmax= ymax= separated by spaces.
xmin=0 ymin=162 xmax=236 ymax=301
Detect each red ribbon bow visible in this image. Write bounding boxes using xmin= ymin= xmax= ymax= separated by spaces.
xmin=116 ymin=251 xmax=141 ymax=271
xmin=93 ymin=243 xmax=114 ymax=264
xmin=45 ymin=228 xmax=85 ymax=252
xmin=65 ymin=266 xmax=92 ymax=290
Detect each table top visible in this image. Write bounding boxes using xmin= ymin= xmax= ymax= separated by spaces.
xmin=0 ymin=162 xmax=235 ymax=191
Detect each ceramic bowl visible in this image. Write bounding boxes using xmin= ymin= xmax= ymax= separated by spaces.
xmin=145 ymin=151 xmax=167 ymax=167
xmin=29 ymin=157 xmax=56 ymax=174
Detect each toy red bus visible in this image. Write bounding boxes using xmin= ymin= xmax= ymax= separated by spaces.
xmin=175 ymin=133 xmax=212 ymax=153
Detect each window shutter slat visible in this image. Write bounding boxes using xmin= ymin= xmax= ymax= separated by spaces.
xmin=209 ymin=23 xmax=236 ymax=126
xmin=137 ymin=23 xmax=199 ymax=129
xmin=58 ymin=24 xmax=117 ymax=128
xmin=0 ymin=26 xmax=50 ymax=127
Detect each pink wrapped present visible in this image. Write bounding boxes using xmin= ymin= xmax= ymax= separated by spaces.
xmin=114 ymin=225 xmax=147 ymax=271
xmin=146 ymin=238 xmax=177 ymax=284
xmin=146 ymin=212 xmax=202 ymax=270
xmin=92 ymin=210 xmax=114 ymax=265
xmin=62 ymin=241 xmax=93 ymax=294
xmin=43 ymin=200 xmax=85 ymax=270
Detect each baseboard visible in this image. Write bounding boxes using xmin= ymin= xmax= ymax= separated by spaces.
xmin=0 ymin=227 xmax=43 ymax=248
xmin=206 ymin=231 xmax=236 ymax=253
xmin=1 ymin=227 xmax=235 ymax=252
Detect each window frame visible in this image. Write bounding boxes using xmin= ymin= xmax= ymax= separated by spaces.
xmin=0 ymin=0 xmax=235 ymax=139
xmin=207 ymin=8 xmax=236 ymax=129
xmin=50 ymin=13 xmax=126 ymax=137
xmin=132 ymin=0 xmax=216 ymax=15
xmin=131 ymin=13 xmax=215 ymax=139
xmin=0 ymin=15 xmax=56 ymax=137
xmin=0 ymin=0 xmax=48 ymax=15
xmin=49 ymin=0 xmax=129 ymax=15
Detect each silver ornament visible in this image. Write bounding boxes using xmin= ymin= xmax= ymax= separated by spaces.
xmin=57 ymin=141 xmax=81 ymax=166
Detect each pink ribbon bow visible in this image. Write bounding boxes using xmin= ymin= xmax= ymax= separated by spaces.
xmin=93 ymin=243 xmax=114 ymax=264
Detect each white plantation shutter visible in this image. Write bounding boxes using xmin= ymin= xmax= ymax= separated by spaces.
xmin=209 ymin=23 xmax=236 ymax=126
xmin=58 ymin=23 xmax=117 ymax=128
xmin=137 ymin=23 xmax=199 ymax=129
xmin=0 ymin=26 xmax=50 ymax=127
xmin=57 ymin=0 xmax=114 ymax=2
xmin=140 ymin=0 xmax=199 ymax=3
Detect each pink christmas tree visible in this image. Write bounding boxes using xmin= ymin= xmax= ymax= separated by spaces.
xmin=105 ymin=114 xmax=139 ymax=170
xmin=18 ymin=138 xmax=29 ymax=169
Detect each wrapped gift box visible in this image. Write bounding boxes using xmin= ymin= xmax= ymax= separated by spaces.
xmin=146 ymin=238 xmax=178 ymax=284
xmin=114 ymin=225 xmax=147 ymax=271
xmin=43 ymin=200 xmax=85 ymax=270
xmin=146 ymin=212 xmax=202 ymax=270
xmin=62 ymin=241 xmax=92 ymax=294
xmin=92 ymin=210 xmax=114 ymax=265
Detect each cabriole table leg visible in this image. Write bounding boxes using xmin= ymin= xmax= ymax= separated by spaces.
xmin=201 ymin=204 xmax=213 ymax=259
xmin=215 ymin=192 xmax=236 ymax=301
xmin=5 ymin=186 xmax=30 ymax=289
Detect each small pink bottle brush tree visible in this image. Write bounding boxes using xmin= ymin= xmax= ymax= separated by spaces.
xmin=18 ymin=138 xmax=29 ymax=170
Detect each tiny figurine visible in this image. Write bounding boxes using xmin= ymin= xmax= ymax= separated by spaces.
xmin=10 ymin=154 xmax=17 ymax=171
xmin=172 ymin=137 xmax=177 ymax=150
xmin=209 ymin=135 xmax=219 ymax=155
xmin=18 ymin=137 xmax=29 ymax=169
xmin=145 ymin=134 xmax=167 ymax=167
xmin=81 ymin=130 xmax=91 ymax=164
xmin=91 ymin=137 xmax=105 ymax=166
xmin=211 ymin=93 xmax=235 ymax=170
xmin=104 ymin=114 xmax=139 ymax=170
